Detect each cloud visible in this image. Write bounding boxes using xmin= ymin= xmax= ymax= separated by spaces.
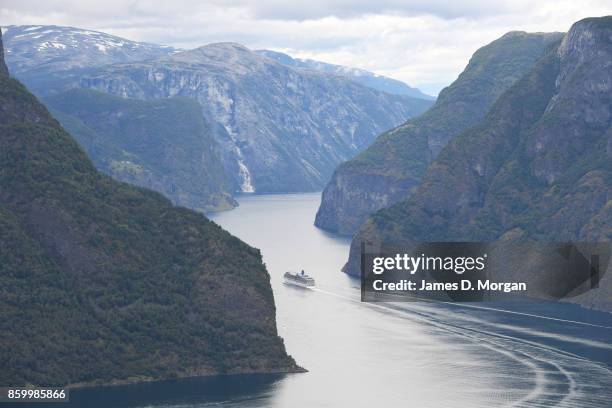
xmin=0 ymin=0 xmax=533 ymax=22
xmin=221 ymin=0 xmax=528 ymax=20
xmin=1 ymin=0 xmax=610 ymax=94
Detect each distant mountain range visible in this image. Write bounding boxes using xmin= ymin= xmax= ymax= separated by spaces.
xmin=0 ymin=29 xmax=299 ymax=387
xmin=3 ymin=25 xmax=433 ymax=100
xmin=2 ymin=25 xmax=433 ymax=205
xmin=256 ymin=49 xmax=434 ymax=100
xmin=342 ymin=17 xmax=612 ymax=312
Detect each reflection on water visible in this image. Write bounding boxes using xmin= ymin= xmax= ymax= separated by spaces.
xmin=18 ymin=193 xmax=612 ymax=408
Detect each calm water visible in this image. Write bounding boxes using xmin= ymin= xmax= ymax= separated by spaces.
xmin=40 ymin=193 xmax=612 ymax=407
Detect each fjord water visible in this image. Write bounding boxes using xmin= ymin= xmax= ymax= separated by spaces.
xmin=68 ymin=193 xmax=611 ymax=408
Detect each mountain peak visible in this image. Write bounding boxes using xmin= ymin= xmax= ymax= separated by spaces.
xmin=169 ymin=41 xmax=258 ymax=66
xmin=203 ymin=42 xmax=250 ymax=50
xmin=189 ymin=42 xmax=253 ymax=55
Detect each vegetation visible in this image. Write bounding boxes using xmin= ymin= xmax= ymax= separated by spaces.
xmin=0 ymin=58 xmax=298 ymax=386
xmin=343 ymin=31 xmax=564 ymax=178
xmin=44 ymin=89 xmax=235 ymax=212
xmin=315 ymin=31 xmax=564 ymax=235
xmin=362 ymin=17 xmax=611 ymax=252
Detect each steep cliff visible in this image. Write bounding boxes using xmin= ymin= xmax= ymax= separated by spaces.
xmin=76 ymin=42 xmax=433 ymax=193
xmin=344 ymin=17 xmax=612 ymax=310
xmin=315 ymin=31 xmax=563 ymax=235
xmin=44 ymin=89 xmax=236 ymax=212
xmin=0 ymin=30 xmax=299 ymax=387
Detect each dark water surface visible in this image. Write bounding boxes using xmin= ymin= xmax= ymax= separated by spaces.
xmin=22 ymin=193 xmax=612 ymax=408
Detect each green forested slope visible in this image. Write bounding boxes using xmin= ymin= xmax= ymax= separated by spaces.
xmin=315 ymin=31 xmax=563 ymax=235
xmin=345 ymin=17 xmax=612 ymax=311
xmin=44 ymin=88 xmax=235 ymax=212
xmin=0 ymin=32 xmax=298 ymax=387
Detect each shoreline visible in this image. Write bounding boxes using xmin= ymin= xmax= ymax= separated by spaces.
xmin=65 ymin=365 xmax=308 ymax=390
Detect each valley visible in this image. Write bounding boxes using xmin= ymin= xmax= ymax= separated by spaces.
xmin=3 ymin=25 xmax=433 ymax=203
xmin=0 ymin=10 xmax=610 ymax=408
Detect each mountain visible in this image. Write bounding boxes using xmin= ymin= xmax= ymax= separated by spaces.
xmin=75 ymin=42 xmax=433 ymax=193
xmin=2 ymin=25 xmax=176 ymax=93
xmin=3 ymin=26 xmax=433 ymax=195
xmin=44 ymin=88 xmax=236 ymax=212
xmin=343 ymin=17 xmax=612 ymax=311
xmin=256 ymin=49 xmax=435 ymax=100
xmin=0 ymin=30 xmax=299 ymax=387
xmin=315 ymin=31 xmax=564 ymax=235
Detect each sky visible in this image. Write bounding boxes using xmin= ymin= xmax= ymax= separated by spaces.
xmin=1 ymin=1 xmax=610 ymax=95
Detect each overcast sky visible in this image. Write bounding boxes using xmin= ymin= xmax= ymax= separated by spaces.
xmin=1 ymin=1 xmax=610 ymax=95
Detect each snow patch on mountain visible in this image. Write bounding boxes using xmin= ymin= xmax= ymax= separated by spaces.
xmin=3 ymin=25 xmax=178 ymax=75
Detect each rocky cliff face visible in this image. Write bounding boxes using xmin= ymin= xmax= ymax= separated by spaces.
xmin=0 ymin=30 xmax=299 ymax=387
xmin=76 ymin=42 xmax=433 ymax=193
xmin=315 ymin=31 xmax=563 ymax=235
xmin=344 ymin=17 xmax=612 ymax=311
xmin=44 ymin=89 xmax=236 ymax=212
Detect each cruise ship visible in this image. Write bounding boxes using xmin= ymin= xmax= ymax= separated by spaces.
xmin=284 ymin=270 xmax=315 ymax=288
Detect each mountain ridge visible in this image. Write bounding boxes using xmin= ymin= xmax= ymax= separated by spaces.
xmin=256 ymin=49 xmax=434 ymax=100
xmin=2 ymin=25 xmax=176 ymax=71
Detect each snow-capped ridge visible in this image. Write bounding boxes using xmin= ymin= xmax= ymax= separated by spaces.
xmin=3 ymin=25 xmax=177 ymax=74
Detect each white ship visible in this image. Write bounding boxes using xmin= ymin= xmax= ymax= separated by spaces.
xmin=284 ymin=270 xmax=315 ymax=288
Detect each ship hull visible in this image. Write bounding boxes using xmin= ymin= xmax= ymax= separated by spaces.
xmin=283 ymin=279 xmax=314 ymax=288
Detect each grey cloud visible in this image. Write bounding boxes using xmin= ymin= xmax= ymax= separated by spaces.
xmin=1 ymin=0 xmax=608 ymax=94
xmin=229 ymin=0 xmax=523 ymax=20
xmin=0 ymin=0 xmax=528 ymax=22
